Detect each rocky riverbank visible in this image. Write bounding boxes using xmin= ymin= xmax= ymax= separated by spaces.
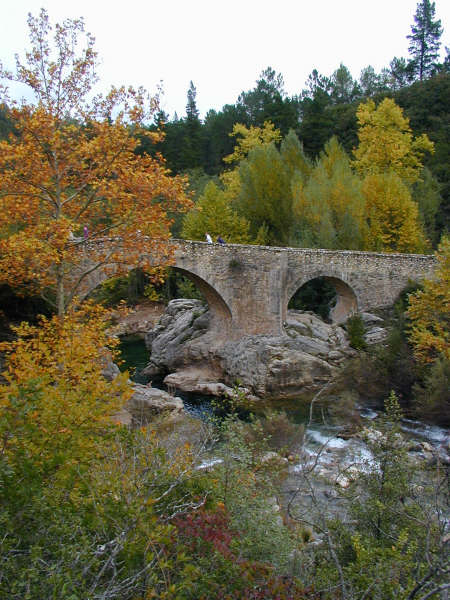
xmin=140 ymin=299 xmax=387 ymax=401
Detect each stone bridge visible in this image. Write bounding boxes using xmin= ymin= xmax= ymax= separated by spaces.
xmin=84 ymin=239 xmax=437 ymax=340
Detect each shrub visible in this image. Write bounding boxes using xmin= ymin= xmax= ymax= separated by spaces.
xmin=412 ymin=355 xmax=450 ymax=426
xmin=346 ymin=313 xmax=367 ymax=350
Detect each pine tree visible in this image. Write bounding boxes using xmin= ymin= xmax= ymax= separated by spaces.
xmin=407 ymin=0 xmax=443 ymax=80
xmin=181 ymin=81 xmax=203 ymax=169
xmin=186 ymin=80 xmax=200 ymax=121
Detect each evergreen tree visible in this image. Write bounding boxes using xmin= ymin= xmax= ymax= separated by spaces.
xmin=186 ymin=80 xmax=200 ymax=121
xmin=389 ymin=56 xmax=416 ymax=89
xmin=237 ymin=67 xmax=299 ymax=134
xmin=359 ymin=66 xmax=383 ymax=97
xmin=412 ymin=167 xmax=442 ymax=245
xmin=407 ymin=0 xmax=443 ymax=80
xmin=181 ymin=81 xmax=203 ymax=170
xmin=330 ymin=63 xmax=360 ymax=104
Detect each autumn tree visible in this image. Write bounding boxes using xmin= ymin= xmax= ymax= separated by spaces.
xmin=220 ymin=120 xmax=281 ymax=202
xmin=0 ymin=303 xmax=131 ymax=485
xmin=362 ymin=173 xmax=427 ymax=252
xmin=407 ymin=236 xmax=450 ymax=363
xmin=181 ymin=180 xmax=251 ymax=243
xmin=0 ymin=9 xmax=190 ymax=316
xmin=353 ymin=97 xmax=434 ymax=184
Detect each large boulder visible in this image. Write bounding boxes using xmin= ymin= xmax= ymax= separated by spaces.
xmin=142 ymin=299 xmax=211 ymax=377
xmin=164 ymin=368 xmax=259 ymax=402
xmin=142 ymin=300 xmax=353 ymax=400
xmin=124 ymin=383 xmax=184 ymax=427
xmin=217 ymin=335 xmax=334 ymax=399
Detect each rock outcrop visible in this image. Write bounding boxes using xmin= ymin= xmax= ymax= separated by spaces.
xmin=113 ymin=383 xmax=184 ymax=427
xmin=143 ymin=299 xmax=213 ymax=378
xmin=143 ymin=300 xmax=356 ymax=400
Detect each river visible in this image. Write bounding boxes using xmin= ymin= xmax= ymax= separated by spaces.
xmin=119 ymin=337 xmax=450 ymax=459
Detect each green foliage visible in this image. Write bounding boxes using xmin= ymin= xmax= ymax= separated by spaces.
xmin=182 ymin=180 xmax=251 ymax=243
xmin=288 ymin=277 xmax=336 ymax=321
xmin=346 ymin=313 xmax=367 ymax=350
xmin=235 ymin=142 xmax=301 ymax=246
xmin=236 ymin=66 xmax=300 ymax=135
xmin=294 ymin=137 xmax=367 ymax=249
xmin=407 ymin=236 xmax=450 ymax=363
xmin=213 ymin=416 xmax=298 ymax=569
xmin=301 ymin=391 xmax=449 ymax=599
xmin=407 ymin=0 xmax=443 ymax=81
xmin=412 ymin=166 xmax=442 ymax=245
xmin=160 ymin=268 xmax=206 ymax=303
xmin=412 ymin=354 xmax=450 ymax=425
xmin=339 ymin=303 xmax=419 ymax=409
xmin=90 ymin=268 xmax=151 ymax=307
xmin=259 ymin=410 xmax=305 ymax=453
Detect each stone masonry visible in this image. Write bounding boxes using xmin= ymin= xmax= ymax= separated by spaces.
xmin=82 ymin=239 xmax=437 ymax=341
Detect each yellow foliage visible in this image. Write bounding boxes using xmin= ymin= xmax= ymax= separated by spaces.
xmin=0 ymin=303 xmax=132 ymax=480
xmin=220 ymin=121 xmax=281 ymax=203
xmin=182 ymin=181 xmax=251 ymax=243
xmin=353 ymin=98 xmax=434 ymax=184
xmin=362 ymin=173 xmax=427 ymax=253
xmin=223 ymin=121 xmax=282 ymax=166
xmin=407 ymin=237 xmax=450 ymax=363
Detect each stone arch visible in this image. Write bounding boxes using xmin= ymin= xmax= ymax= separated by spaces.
xmin=285 ymin=271 xmax=358 ymax=324
xmin=172 ymin=267 xmax=232 ymax=333
xmin=80 ymin=262 xmax=232 ymax=334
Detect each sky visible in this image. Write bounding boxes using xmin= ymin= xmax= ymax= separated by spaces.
xmin=1 ymin=0 xmax=449 ymax=119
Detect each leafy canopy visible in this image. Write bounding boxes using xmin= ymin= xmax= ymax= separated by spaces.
xmin=353 ymin=97 xmax=434 ymax=184
xmin=181 ymin=181 xmax=251 ymax=244
xmin=0 ymin=302 xmax=131 ymax=483
xmin=407 ymin=236 xmax=450 ymax=363
xmin=0 ymin=9 xmax=191 ymax=315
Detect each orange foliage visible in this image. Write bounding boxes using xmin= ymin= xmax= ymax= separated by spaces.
xmin=0 ymin=10 xmax=191 ymax=315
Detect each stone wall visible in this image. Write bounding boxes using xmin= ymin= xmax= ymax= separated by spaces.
xmin=79 ymin=238 xmax=437 ymax=341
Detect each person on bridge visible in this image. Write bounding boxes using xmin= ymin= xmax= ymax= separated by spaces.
xmin=217 ymin=235 xmax=226 ymax=245
xmin=205 ymin=232 xmax=213 ymax=244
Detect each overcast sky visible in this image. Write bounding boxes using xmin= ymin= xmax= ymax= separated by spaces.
xmin=1 ymin=0 xmax=449 ymax=119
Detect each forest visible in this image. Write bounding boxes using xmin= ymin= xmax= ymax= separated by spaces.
xmin=0 ymin=3 xmax=449 ymax=599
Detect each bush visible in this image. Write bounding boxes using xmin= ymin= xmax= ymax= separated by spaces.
xmin=346 ymin=313 xmax=367 ymax=350
xmin=259 ymin=410 xmax=305 ymax=453
xmin=412 ymin=355 xmax=450 ymax=426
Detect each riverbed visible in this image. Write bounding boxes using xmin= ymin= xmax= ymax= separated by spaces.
xmin=119 ymin=337 xmax=450 ymax=459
